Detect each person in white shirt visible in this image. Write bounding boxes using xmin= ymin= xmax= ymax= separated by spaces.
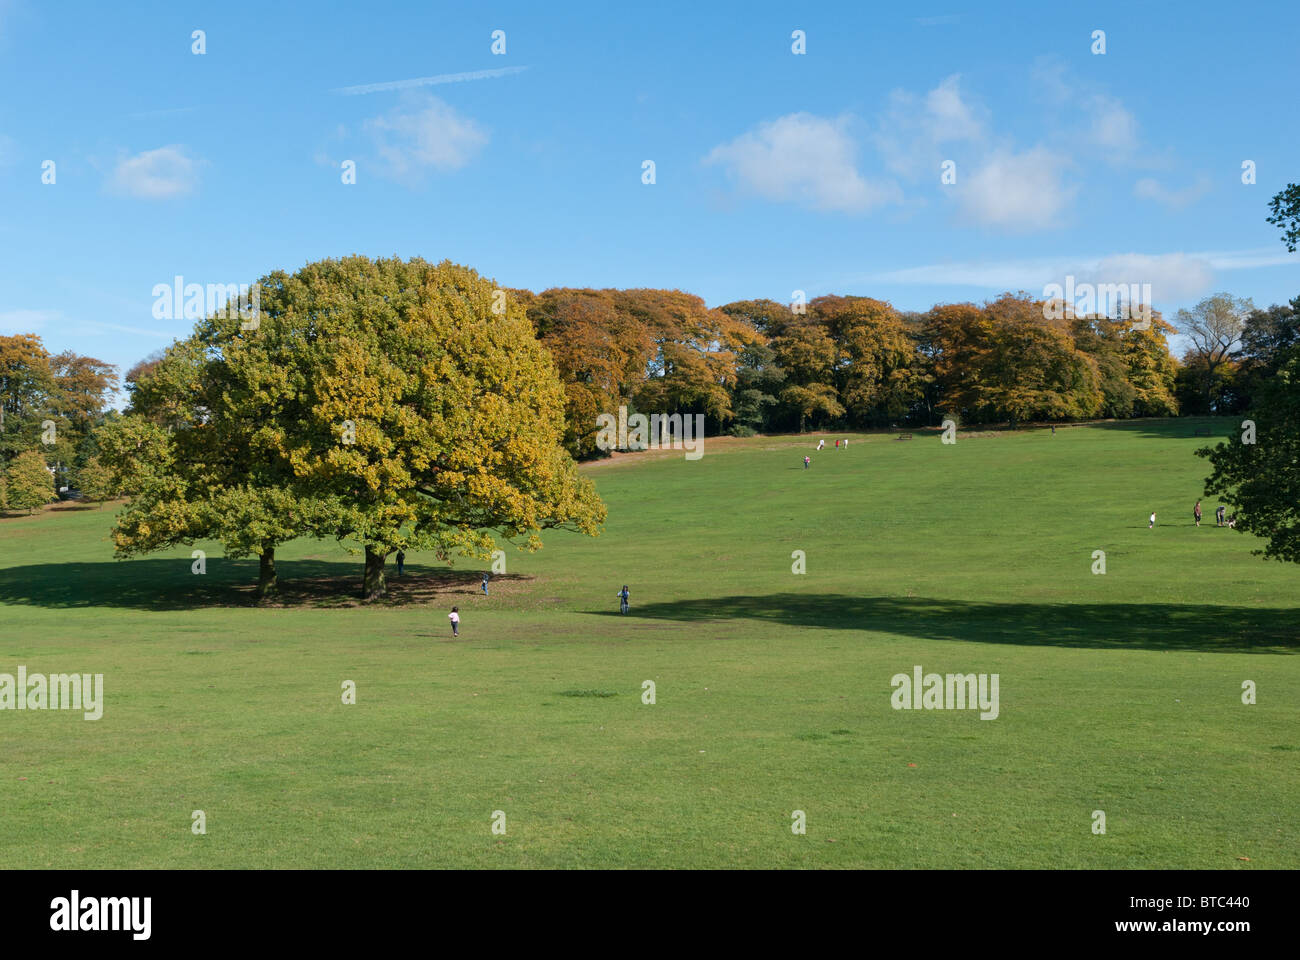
xmin=816 ymin=439 xmax=825 ymax=450
xmin=1148 ymin=512 xmax=1156 ymax=529
xmin=449 ymin=606 xmax=460 ymax=637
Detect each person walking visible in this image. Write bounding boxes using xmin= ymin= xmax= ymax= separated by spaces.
xmin=449 ymin=606 xmax=460 ymax=638
xmin=1217 ymin=504 xmax=1226 ymax=526
xmin=1149 ymin=511 xmax=1156 ymax=529
xmin=481 ymin=571 xmax=490 ymax=596
xmin=803 ymin=456 xmax=811 ymax=469
xmin=1194 ymin=500 xmax=1202 ymax=527
xmin=395 ymin=550 xmax=405 ymax=576
xmin=617 ymin=585 xmax=630 ymax=615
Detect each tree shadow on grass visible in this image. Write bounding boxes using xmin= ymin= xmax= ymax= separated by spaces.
xmin=1089 ymin=417 xmax=1236 ymax=442
xmin=0 ymin=559 xmax=532 ymax=610
xmin=589 ymin=593 xmax=1299 ymax=654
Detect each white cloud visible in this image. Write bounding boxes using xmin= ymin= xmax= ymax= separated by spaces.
xmin=0 ymin=309 xmax=61 ymax=335
xmin=125 ymin=106 xmax=198 ymax=120
xmin=1133 ymin=176 xmax=1212 ymax=210
xmin=855 ymin=247 xmax=1296 ymax=305
xmin=1077 ymin=253 xmax=1215 ymax=303
xmin=1197 ymin=247 xmax=1299 ymax=270
xmin=704 ymin=112 xmax=899 ymax=213
xmin=954 ymin=146 xmax=1075 ymax=231
xmin=875 ymin=74 xmax=986 ymax=178
xmin=107 ymin=145 xmax=199 ymax=198
xmin=364 ymin=93 xmax=488 ymax=181
xmin=1031 ymin=59 xmax=1143 ymax=163
xmin=925 ymin=75 xmax=984 ymax=142
xmin=1030 ymin=58 xmax=1072 ymax=105
xmin=1086 ymin=95 xmax=1138 ymax=156
xmin=335 ymin=66 xmax=527 ymax=96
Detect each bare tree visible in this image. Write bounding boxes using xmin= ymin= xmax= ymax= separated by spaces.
xmin=1175 ymin=293 xmax=1254 ymax=412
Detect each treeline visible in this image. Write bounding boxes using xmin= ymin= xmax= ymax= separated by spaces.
xmin=4 ymin=277 xmax=1297 ymax=510
xmin=0 ymin=334 xmax=119 ymax=511
xmin=1173 ymin=294 xmax=1300 ymax=416
xmin=509 ymin=287 xmax=1185 ymax=458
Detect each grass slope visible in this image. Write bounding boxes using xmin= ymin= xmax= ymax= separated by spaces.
xmin=1 ymin=418 xmax=1295 ymax=868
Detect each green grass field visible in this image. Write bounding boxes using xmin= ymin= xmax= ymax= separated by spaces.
xmin=2 ymin=418 xmax=1296 ymax=868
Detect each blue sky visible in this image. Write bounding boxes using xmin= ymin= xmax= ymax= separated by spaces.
xmin=1 ymin=0 xmax=1297 ymax=387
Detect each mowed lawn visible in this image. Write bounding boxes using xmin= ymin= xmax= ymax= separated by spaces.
xmin=1 ymin=418 xmax=1296 ymax=868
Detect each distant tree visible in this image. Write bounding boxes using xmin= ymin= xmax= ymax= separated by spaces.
xmin=0 ymin=333 xmax=56 ymax=469
xmin=719 ymin=300 xmax=792 ymax=431
xmin=778 ymin=383 xmax=844 ymax=432
xmin=0 ymin=335 xmax=119 ymax=491
xmin=1118 ymin=311 xmax=1180 ymax=416
xmin=770 ymin=319 xmax=839 ymax=431
xmin=4 ymin=449 xmax=56 ymax=513
xmin=123 ymin=349 xmax=167 ymax=391
xmin=1200 ymin=344 xmax=1300 ymax=563
xmin=729 ymin=339 xmax=785 ymax=432
xmin=632 ymin=295 xmax=754 ymax=426
xmin=811 ymin=295 xmax=922 ymax=427
xmin=921 ymin=302 xmax=988 ymax=424
xmin=1071 ymin=311 xmax=1178 ymax=417
xmin=924 ymin=294 xmax=1102 ymax=425
xmin=526 ymin=288 xmax=649 ymax=457
xmin=1266 ymin=183 xmax=1300 ymax=252
xmin=1240 ymin=297 xmax=1300 ymax=373
xmin=49 ymin=351 xmax=117 ymax=430
xmin=75 ymin=455 xmax=117 ymax=508
xmin=1231 ymin=297 xmax=1300 ymax=410
xmin=1175 ymin=293 xmax=1254 ymax=413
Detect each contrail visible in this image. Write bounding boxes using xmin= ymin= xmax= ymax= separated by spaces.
xmin=332 ymin=65 xmax=528 ymax=96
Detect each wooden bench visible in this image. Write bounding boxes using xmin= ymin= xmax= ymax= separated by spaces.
xmin=1193 ymin=428 xmax=1212 ymax=437
xmin=897 ymin=433 xmax=913 ymax=441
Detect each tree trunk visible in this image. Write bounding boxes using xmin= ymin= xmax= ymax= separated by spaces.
xmin=256 ymin=545 xmax=278 ymax=600
xmin=363 ymin=546 xmax=387 ymax=601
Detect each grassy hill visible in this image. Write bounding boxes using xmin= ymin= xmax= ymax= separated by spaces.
xmin=1 ymin=418 xmax=1296 ymax=868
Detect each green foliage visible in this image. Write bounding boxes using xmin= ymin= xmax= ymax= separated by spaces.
xmin=75 ymin=455 xmax=117 ymax=506
xmin=0 ymin=334 xmax=117 ymax=484
xmin=3 ymin=449 xmax=56 ymax=513
xmin=106 ymin=256 xmax=606 ymax=600
xmin=1200 ymin=347 xmax=1300 ymax=564
xmin=1266 ymin=182 xmax=1300 ymax=252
